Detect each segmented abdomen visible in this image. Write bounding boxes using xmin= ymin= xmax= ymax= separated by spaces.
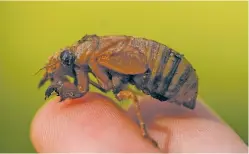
xmin=131 ymin=38 xmax=198 ymax=109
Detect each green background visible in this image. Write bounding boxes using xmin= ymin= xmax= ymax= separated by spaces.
xmin=0 ymin=1 xmax=248 ymax=152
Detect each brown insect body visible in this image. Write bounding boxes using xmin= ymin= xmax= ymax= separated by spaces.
xmin=73 ymin=35 xmax=198 ymax=109
xmin=38 ymin=34 xmax=199 ymax=148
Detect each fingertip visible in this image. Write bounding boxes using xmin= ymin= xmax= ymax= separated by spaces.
xmin=30 ymin=93 xmax=160 ymax=153
xmin=128 ymin=96 xmax=248 ymax=153
xmin=30 ymin=93 xmax=117 ymax=151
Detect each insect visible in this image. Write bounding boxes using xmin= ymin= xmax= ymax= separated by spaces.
xmin=37 ymin=34 xmax=198 ymax=148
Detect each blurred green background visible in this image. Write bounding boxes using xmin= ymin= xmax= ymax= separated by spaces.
xmin=0 ymin=1 xmax=248 ymax=152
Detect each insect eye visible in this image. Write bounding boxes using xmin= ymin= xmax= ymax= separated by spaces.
xmin=60 ymin=50 xmax=75 ymax=66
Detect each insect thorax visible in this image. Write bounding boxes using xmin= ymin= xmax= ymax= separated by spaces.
xmin=73 ymin=40 xmax=96 ymax=59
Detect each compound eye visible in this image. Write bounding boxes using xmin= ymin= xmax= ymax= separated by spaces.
xmin=60 ymin=50 xmax=75 ymax=66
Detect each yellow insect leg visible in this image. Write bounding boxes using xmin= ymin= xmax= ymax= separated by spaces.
xmin=116 ymin=90 xmax=158 ymax=148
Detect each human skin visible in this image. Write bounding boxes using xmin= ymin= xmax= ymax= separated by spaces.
xmin=30 ymin=92 xmax=248 ymax=153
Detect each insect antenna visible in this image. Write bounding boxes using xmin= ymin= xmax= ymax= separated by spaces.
xmin=33 ymin=63 xmax=58 ymax=76
xmin=33 ymin=66 xmax=47 ymax=76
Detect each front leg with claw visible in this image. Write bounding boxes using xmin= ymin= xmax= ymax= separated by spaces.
xmin=44 ymin=80 xmax=63 ymax=100
xmin=59 ymin=82 xmax=85 ymax=102
xmin=45 ymin=80 xmax=84 ymax=102
xmin=44 ymin=65 xmax=91 ymax=101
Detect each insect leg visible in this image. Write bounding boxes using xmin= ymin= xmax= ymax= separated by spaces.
xmin=45 ymin=80 xmax=64 ymax=100
xmin=74 ymin=67 xmax=90 ymax=94
xmin=89 ymin=58 xmax=113 ymax=91
xmin=112 ymin=75 xmax=125 ymax=93
xmin=89 ymin=80 xmax=108 ymax=93
xmin=59 ymin=81 xmax=84 ymax=102
xmin=38 ymin=72 xmax=70 ymax=89
xmin=116 ymin=90 xmax=158 ymax=148
xmin=111 ymin=75 xmax=129 ymax=101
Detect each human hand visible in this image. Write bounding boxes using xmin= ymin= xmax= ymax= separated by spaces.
xmin=30 ymin=93 xmax=248 ymax=153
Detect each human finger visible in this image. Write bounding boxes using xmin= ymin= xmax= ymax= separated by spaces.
xmin=127 ymin=96 xmax=248 ymax=153
xmin=30 ymin=93 xmax=160 ymax=153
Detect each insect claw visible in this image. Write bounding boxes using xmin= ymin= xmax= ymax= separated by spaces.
xmin=44 ymin=95 xmax=48 ymax=100
xmin=44 ymin=85 xmax=58 ymax=100
xmin=59 ymin=96 xmax=66 ymax=102
xmin=115 ymin=95 xmax=122 ymax=102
